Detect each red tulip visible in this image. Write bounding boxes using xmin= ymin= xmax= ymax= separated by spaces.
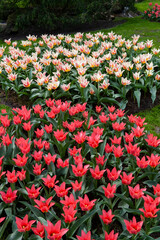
xmin=62 ymin=206 xmax=77 ymax=223
xmin=44 ymin=220 xmax=68 ymax=240
xmin=99 ymin=209 xmax=114 ymax=225
xmin=128 ymin=184 xmax=146 ymax=199
xmin=124 ymin=216 xmax=143 ymax=234
xmin=54 ymin=129 xmax=68 ymax=141
xmin=54 ymin=182 xmax=71 ymax=197
xmin=0 ymin=187 xmax=17 ymax=203
xmin=90 ymin=165 xmax=106 ymax=180
xmin=104 ymin=230 xmax=119 ymax=240
xmin=26 ymin=184 xmax=41 ymax=199
xmin=34 ymin=196 xmax=55 ymax=213
xmin=102 ymin=183 xmax=116 ymax=198
xmin=78 ymin=194 xmax=96 ymax=211
xmin=32 ymin=221 xmax=45 ymax=238
xmin=16 ymin=214 xmax=35 ymax=232
xmin=76 ymin=230 xmax=93 ymax=240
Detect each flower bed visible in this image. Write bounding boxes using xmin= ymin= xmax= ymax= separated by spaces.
xmin=0 ymin=32 xmax=160 ymax=108
xmin=0 ymin=99 xmax=160 ymax=239
xmin=144 ymin=2 xmax=160 ymax=21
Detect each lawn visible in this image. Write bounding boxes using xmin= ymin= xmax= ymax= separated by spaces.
xmin=135 ymin=0 xmax=160 ymax=12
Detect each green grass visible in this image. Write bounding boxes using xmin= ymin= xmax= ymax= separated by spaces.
xmin=135 ymin=0 xmax=160 ymax=13
xmin=99 ymin=16 xmax=160 ymax=48
xmin=137 ymin=105 xmax=160 ymax=138
xmin=0 ymin=104 xmax=12 ymax=117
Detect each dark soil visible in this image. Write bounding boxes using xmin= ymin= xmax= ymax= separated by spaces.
xmin=0 ymin=19 xmax=126 ymax=40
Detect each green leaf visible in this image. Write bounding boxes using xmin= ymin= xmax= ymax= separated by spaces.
xmin=150 ymin=86 xmax=157 ymax=103
xmin=115 ymin=193 xmax=134 ymax=208
xmin=99 ymin=97 xmax=119 ymax=106
xmin=148 ymin=226 xmax=160 ymax=235
xmin=134 ymin=89 xmax=141 ymax=108
xmin=20 ymin=201 xmax=44 ymax=220
xmin=0 ymin=217 xmax=10 ymax=239
xmin=7 ymin=230 xmax=23 ymax=240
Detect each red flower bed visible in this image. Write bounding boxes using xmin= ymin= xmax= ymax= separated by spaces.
xmin=0 ymin=99 xmax=160 ymax=239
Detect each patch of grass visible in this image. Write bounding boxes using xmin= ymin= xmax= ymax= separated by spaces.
xmin=137 ymin=105 xmax=160 ymax=138
xmin=135 ymin=0 xmax=160 ymax=13
xmin=99 ymin=16 xmax=160 ymax=48
xmin=0 ymin=104 xmax=12 ymax=117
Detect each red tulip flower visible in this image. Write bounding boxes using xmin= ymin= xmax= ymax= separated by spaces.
xmin=34 ymin=196 xmax=55 ymax=213
xmin=72 ymin=163 xmax=89 ymax=177
xmin=44 ymin=220 xmax=68 ymax=240
xmin=95 ymin=155 xmax=107 ymax=166
xmin=70 ymin=180 xmax=83 ymax=191
xmin=120 ymin=172 xmax=134 ymax=185
xmin=128 ymin=184 xmax=146 ymax=199
xmin=31 ymin=150 xmax=43 ymax=161
xmin=73 ymin=131 xmax=86 ymax=144
xmin=132 ymin=126 xmax=145 ymax=138
xmin=102 ymin=183 xmax=116 ymax=198
xmin=54 ymin=129 xmax=68 ymax=141
xmin=32 ymin=221 xmax=45 ymax=238
xmin=125 ymin=142 xmax=141 ymax=157
xmin=104 ymin=230 xmax=119 ymax=240
xmin=54 ymin=182 xmax=71 ymax=197
xmin=13 ymin=154 xmax=28 ymax=167
xmin=87 ymin=133 xmax=103 ymax=148
xmin=22 ymin=121 xmax=33 ymax=131
xmin=62 ymin=206 xmax=77 ymax=223
xmin=42 ymin=175 xmax=58 ymax=188
xmin=147 ymin=154 xmax=160 ymax=168
xmin=106 ymin=167 xmax=121 ymax=181
xmin=2 ymin=134 xmax=13 ymax=146
xmin=90 ymin=165 xmax=106 ymax=180
xmin=44 ymin=153 xmax=56 ymax=165
xmin=76 ymin=230 xmax=93 ymax=240
xmin=145 ymin=134 xmax=160 ymax=147
xmin=16 ymin=214 xmax=35 ymax=232
xmin=33 ymin=104 xmax=42 ymax=114
xmin=99 ymin=112 xmax=109 ymax=123
xmin=139 ymin=202 xmax=160 ymax=218
xmin=0 ymin=187 xmax=17 ymax=203
xmin=33 ymin=163 xmax=45 ymax=175
xmin=35 ymin=128 xmax=44 ymax=138
xmin=78 ymin=194 xmax=96 ymax=211
xmin=26 ymin=184 xmax=41 ymax=199
xmin=113 ymin=146 xmax=124 ymax=158
xmin=6 ymin=170 xmax=17 ymax=183
xmin=99 ymin=209 xmax=114 ymax=225
xmin=136 ymin=156 xmax=149 ymax=169
xmin=60 ymin=193 xmax=79 ymax=209
xmin=44 ymin=123 xmax=53 ymax=133
xmin=153 ymin=184 xmax=160 ymax=196
xmin=124 ymin=216 xmax=143 ymax=234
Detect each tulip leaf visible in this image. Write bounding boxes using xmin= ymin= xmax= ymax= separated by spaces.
xmin=0 ymin=217 xmax=10 ymax=239
xmin=148 ymin=226 xmax=160 ymax=235
xmin=150 ymin=86 xmax=157 ymax=103
xmin=134 ymin=89 xmax=141 ymax=108
xmin=6 ymin=230 xmax=23 ymax=240
xmin=20 ymin=201 xmax=44 ymax=219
